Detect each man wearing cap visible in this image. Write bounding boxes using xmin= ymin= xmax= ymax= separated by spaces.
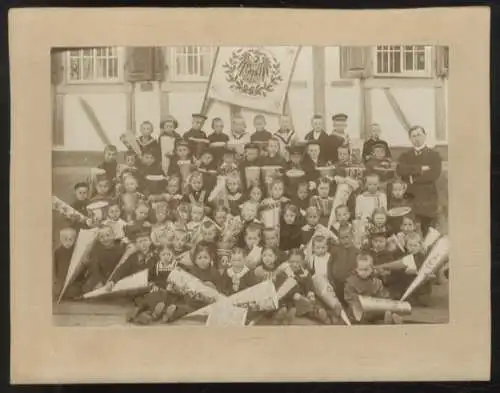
xmin=305 ymin=114 xmax=330 ymax=162
xmin=327 ymin=113 xmax=350 ymax=164
xmin=184 ymin=113 xmax=209 ymax=158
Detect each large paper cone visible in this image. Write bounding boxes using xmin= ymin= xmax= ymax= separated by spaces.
xmin=423 ymin=227 xmax=441 ymax=250
xmin=345 ymin=165 xmax=366 ymax=180
xmin=178 ymin=160 xmax=192 ymax=193
xmin=57 ymin=228 xmax=99 ymax=303
xmin=206 ymin=303 xmax=248 ymax=326
xmin=388 ymin=234 xmax=406 ymax=253
xmin=120 ymin=131 xmax=142 ymax=156
xmin=208 ymin=175 xmax=227 ymax=203
xmin=312 ymin=274 xmax=351 ymax=326
xmin=260 ymin=200 xmax=281 ymax=229
xmin=245 ymin=166 xmax=261 ymax=189
xmin=83 ymin=269 xmax=149 ymax=299
xmin=327 ymin=177 xmax=360 ymax=228
xmin=167 ymin=268 xmax=224 ymax=305
xmin=376 ymin=254 xmax=417 ymax=272
xmin=245 ymin=246 xmax=262 ymax=270
xmin=86 ymin=200 xmax=109 ymax=223
xmin=351 ymin=295 xmax=412 ymax=322
xmin=106 ymin=244 xmax=137 ymax=284
xmin=401 ymin=236 xmax=450 ymax=301
xmin=184 ymin=280 xmax=279 ymax=319
xmin=316 ymin=166 xmax=336 ymax=179
xmin=160 ymin=134 xmax=175 ymax=157
xmin=175 ymin=250 xmax=193 ymax=268
xmin=52 ymin=196 xmax=89 ymax=223
xmin=275 ymin=276 xmax=298 ymax=300
xmin=88 ymin=167 xmax=106 ymax=197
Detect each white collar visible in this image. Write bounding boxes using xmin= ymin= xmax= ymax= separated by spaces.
xmin=414 ymin=144 xmax=427 ymax=153
xmin=227 ymin=266 xmax=249 ymax=280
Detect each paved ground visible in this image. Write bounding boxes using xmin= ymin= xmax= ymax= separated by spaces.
xmin=53 ymin=280 xmax=448 ymax=326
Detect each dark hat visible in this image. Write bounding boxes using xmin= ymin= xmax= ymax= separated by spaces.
xmin=95 ymin=173 xmax=109 ymax=183
xmin=192 ymin=113 xmax=208 ymax=120
xmin=372 ymin=142 xmax=387 ymax=150
xmin=161 ymin=114 xmax=179 ymax=129
xmin=287 ymin=144 xmax=304 ymax=155
xmin=74 ymin=181 xmax=89 ymax=190
xmin=369 ymin=229 xmax=388 ymax=239
xmin=222 ymin=145 xmax=236 ymax=155
xmin=175 ymin=138 xmax=190 ymax=149
xmin=244 ymin=142 xmax=259 ymax=150
xmin=199 ymin=145 xmax=215 ymax=158
xmin=126 ymin=224 xmax=152 ymax=242
xmin=307 ymin=139 xmax=321 ymax=147
xmin=142 ymin=147 xmax=156 ymax=157
xmin=332 ymin=113 xmax=348 ymax=121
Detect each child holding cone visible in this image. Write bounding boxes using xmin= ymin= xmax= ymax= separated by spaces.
xmin=84 ymin=226 xmax=126 ymax=292
xmin=126 ymin=246 xmax=181 ymax=325
xmin=53 ymin=227 xmax=82 ymax=301
xmin=221 ymin=248 xmax=257 ymax=295
xmin=273 ymin=249 xmax=332 ymax=325
xmin=344 ymin=254 xmax=403 ymax=324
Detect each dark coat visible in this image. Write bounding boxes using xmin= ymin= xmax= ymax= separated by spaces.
xmin=279 ymin=221 xmax=303 ymax=251
xmin=396 ymin=147 xmax=442 ymax=218
xmin=304 ymin=129 xmax=330 ymax=161
xmin=362 ymin=138 xmax=392 ymax=162
xmin=86 ymin=241 xmax=126 ymax=288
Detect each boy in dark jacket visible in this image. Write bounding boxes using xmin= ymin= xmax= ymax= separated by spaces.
xmin=344 ymin=253 xmax=403 ymax=324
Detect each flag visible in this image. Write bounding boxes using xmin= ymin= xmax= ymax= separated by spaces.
xmin=206 ymin=46 xmax=300 ymax=115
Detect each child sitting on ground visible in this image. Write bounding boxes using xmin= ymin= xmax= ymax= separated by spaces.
xmin=344 ymin=253 xmax=403 ymax=325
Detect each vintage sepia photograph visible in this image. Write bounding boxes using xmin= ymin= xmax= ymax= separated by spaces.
xmin=51 ymin=44 xmax=450 ymax=327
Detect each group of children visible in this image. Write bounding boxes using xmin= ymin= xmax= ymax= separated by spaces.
xmin=53 ymin=112 xmax=443 ymax=326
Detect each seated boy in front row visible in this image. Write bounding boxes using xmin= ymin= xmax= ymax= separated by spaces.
xmin=344 ymin=253 xmax=403 ymax=324
xmin=273 ymin=249 xmax=334 ymax=325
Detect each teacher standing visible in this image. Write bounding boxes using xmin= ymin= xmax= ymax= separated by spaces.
xmin=396 ymin=126 xmax=442 ymax=236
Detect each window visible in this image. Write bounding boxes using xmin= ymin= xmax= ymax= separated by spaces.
xmin=171 ymin=46 xmax=215 ymax=81
xmin=66 ymin=47 xmax=123 ymax=83
xmin=374 ymin=45 xmax=432 ymax=77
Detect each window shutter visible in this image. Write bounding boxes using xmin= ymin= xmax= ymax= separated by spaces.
xmin=125 ymin=47 xmax=155 ymax=82
xmin=435 ymin=46 xmax=449 ymax=77
xmin=340 ymin=46 xmax=372 ymax=78
xmin=153 ymin=47 xmax=166 ymax=81
xmin=50 ymin=49 xmax=64 ymax=85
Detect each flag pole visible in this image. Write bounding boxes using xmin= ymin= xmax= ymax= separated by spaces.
xmin=200 ymin=47 xmax=220 ymax=116
xmin=281 ymin=46 xmax=302 ymax=134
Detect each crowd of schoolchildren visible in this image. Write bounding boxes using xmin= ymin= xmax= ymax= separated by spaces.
xmin=53 ymin=112 xmax=443 ymax=326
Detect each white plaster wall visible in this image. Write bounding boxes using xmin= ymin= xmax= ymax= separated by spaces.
xmin=371 ymin=87 xmax=436 ymax=147
xmin=134 ymin=82 xmax=161 ymax=137
xmin=62 ymin=93 xmax=127 ymax=151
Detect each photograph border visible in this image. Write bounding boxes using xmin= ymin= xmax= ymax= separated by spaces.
xmin=10 ymin=7 xmax=490 ymax=383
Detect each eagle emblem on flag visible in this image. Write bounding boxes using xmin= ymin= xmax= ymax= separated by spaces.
xmin=223 ymin=48 xmax=284 ymax=97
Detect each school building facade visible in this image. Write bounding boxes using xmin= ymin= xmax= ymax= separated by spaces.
xmin=51 ymin=45 xmax=449 ymax=165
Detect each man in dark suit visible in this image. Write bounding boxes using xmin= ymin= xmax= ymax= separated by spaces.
xmin=396 ymin=125 xmax=442 ymax=236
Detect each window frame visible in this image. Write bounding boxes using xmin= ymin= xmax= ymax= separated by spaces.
xmin=372 ymin=45 xmax=433 ymax=78
xmin=64 ymin=47 xmax=125 ymax=85
xmin=169 ymin=46 xmax=215 ymax=82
